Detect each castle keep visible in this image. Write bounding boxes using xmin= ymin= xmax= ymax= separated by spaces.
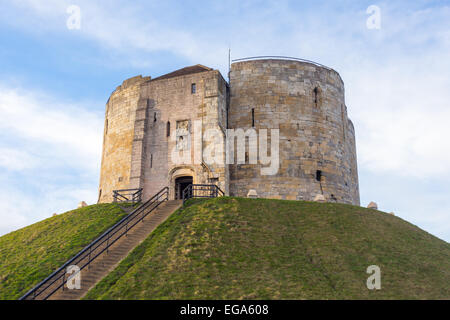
xmin=98 ymin=58 xmax=360 ymax=205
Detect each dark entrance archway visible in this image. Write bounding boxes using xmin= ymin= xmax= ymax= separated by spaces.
xmin=175 ymin=176 xmax=193 ymax=200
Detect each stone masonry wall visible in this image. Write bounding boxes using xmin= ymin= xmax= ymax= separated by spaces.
xmin=133 ymin=69 xmax=229 ymax=200
xmin=228 ymin=59 xmax=360 ymax=205
xmin=346 ymin=119 xmax=360 ymax=204
xmin=98 ymin=75 xmax=150 ymax=203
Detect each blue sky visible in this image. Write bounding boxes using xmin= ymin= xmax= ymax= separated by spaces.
xmin=0 ymin=0 xmax=449 ymax=241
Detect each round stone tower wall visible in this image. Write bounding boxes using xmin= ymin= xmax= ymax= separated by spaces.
xmin=228 ymin=59 xmax=360 ymax=205
xmin=98 ymin=75 xmax=150 ymax=203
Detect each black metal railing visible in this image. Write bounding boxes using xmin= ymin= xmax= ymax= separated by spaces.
xmin=113 ymin=188 xmax=143 ymax=203
xmin=19 ymin=187 xmax=169 ymax=300
xmin=182 ymin=184 xmax=224 ymax=203
xmin=231 ymin=56 xmax=333 ymax=71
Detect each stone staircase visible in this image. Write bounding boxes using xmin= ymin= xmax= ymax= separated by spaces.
xmin=49 ymin=200 xmax=182 ymax=300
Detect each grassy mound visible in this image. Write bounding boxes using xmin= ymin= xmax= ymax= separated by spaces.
xmin=0 ymin=203 xmax=127 ymax=300
xmin=85 ymin=197 xmax=449 ymax=300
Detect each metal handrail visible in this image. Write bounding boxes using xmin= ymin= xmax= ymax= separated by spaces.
xmin=19 ymin=187 xmax=169 ymax=300
xmin=231 ymin=56 xmax=333 ymax=71
xmin=113 ymin=188 xmax=143 ymax=203
xmin=182 ymin=184 xmax=224 ymax=204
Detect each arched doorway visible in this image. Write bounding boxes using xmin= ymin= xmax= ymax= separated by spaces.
xmin=175 ymin=176 xmax=193 ymax=200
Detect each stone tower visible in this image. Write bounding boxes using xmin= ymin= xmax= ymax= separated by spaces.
xmin=98 ymin=57 xmax=360 ymax=205
xmin=98 ymin=65 xmax=228 ymax=203
xmin=228 ymin=59 xmax=359 ymax=204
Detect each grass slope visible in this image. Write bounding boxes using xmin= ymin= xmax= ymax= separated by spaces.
xmin=85 ymin=197 xmax=450 ymax=300
xmin=0 ymin=203 xmax=127 ymax=300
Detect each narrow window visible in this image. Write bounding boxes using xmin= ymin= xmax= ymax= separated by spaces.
xmin=191 ymin=83 xmax=196 ymax=94
xmin=154 ymin=112 xmax=157 ymax=122
xmin=166 ymin=121 xmax=171 ymax=137
xmin=313 ymin=87 xmax=319 ymax=106
xmin=251 ymin=108 xmax=255 ymax=127
xmin=316 ymin=170 xmax=322 ymax=182
xmin=105 ymin=119 xmax=108 ymax=134
xmin=150 ymin=154 xmax=153 ymax=168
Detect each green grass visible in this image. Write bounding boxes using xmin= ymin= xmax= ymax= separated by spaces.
xmin=84 ymin=197 xmax=450 ymax=300
xmin=0 ymin=203 xmax=128 ymax=300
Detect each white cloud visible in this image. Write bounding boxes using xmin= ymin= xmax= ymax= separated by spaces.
xmin=347 ymin=55 xmax=450 ymax=179
xmin=0 ymin=84 xmax=103 ymax=236
xmin=0 ymin=181 xmax=99 ymax=236
xmin=0 ymin=192 xmax=29 ymax=236
xmin=0 ymin=85 xmax=103 ymax=171
xmin=0 ymin=147 xmax=39 ymax=171
xmin=4 ymin=0 xmax=228 ymax=67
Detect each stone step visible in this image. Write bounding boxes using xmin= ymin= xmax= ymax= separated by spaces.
xmin=48 ymin=200 xmax=182 ymax=300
